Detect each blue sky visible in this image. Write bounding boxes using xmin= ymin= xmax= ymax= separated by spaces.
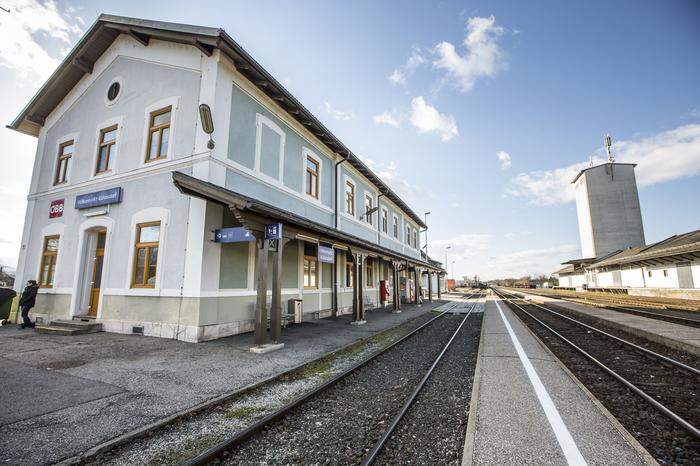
xmin=1 ymin=0 xmax=699 ymax=279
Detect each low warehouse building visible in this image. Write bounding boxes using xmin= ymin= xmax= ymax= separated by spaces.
xmin=555 ymin=230 xmax=700 ymax=298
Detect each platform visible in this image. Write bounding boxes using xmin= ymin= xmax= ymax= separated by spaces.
xmin=0 ymin=300 xmax=444 ymax=465
xmin=463 ymin=295 xmax=650 ymax=465
xmin=513 ymin=290 xmax=700 ymax=357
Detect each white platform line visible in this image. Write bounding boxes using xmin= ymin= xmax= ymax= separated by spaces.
xmin=494 ymin=298 xmax=587 ymax=466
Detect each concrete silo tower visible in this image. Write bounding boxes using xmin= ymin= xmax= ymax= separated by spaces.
xmin=572 ymin=134 xmax=645 ymax=258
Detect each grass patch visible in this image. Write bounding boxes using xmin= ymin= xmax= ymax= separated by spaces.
xmin=296 ymin=359 xmax=333 ymax=380
xmin=224 ymin=405 xmax=265 ymax=419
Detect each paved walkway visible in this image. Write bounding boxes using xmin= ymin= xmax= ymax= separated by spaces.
xmin=464 ymin=295 xmax=648 ymax=465
xmin=514 ymin=290 xmax=700 ymax=356
xmin=0 ymin=301 xmax=443 ymax=465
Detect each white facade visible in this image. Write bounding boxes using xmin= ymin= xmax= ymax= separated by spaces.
xmin=11 ymin=17 xmax=438 ymax=342
xmin=573 ymin=163 xmax=645 ymax=258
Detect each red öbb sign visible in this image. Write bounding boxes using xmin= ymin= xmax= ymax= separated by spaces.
xmin=49 ymin=199 xmax=65 ymax=218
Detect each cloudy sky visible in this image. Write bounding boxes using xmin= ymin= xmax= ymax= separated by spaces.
xmin=0 ymin=0 xmax=699 ymax=280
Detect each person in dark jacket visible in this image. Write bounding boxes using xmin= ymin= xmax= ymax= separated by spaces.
xmin=18 ymin=280 xmax=39 ymax=329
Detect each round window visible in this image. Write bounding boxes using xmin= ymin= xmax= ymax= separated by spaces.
xmin=107 ymin=81 xmax=121 ymax=102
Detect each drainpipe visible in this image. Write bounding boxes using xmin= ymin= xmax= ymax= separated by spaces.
xmin=376 ymin=193 xmax=385 ymax=244
xmin=332 ymin=153 xmax=349 ymax=315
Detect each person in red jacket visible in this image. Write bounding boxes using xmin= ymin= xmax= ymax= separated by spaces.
xmin=18 ymin=280 xmax=39 ymax=329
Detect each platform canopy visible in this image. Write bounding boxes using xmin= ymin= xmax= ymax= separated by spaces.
xmin=172 ymin=172 xmax=442 ymax=272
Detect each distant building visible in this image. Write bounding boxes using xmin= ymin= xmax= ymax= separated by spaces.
xmin=555 ymin=137 xmax=698 ymax=297
xmin=573 ymin=162 xmax=645 ymax=258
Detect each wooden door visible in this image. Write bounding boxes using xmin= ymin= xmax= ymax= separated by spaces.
xmin=88 ymin=230 xmax=106 ymax=316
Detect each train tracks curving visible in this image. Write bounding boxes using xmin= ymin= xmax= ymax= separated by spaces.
xmin=184 ymin=292 xmax=483 ymax=465
xmin=494 ymin=288 xmax=700 ymax=464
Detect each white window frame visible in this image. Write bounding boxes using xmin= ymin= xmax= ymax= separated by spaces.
xmin=363 ymin=191 xmax=375 ymax=226
xmin=123 ymin=207 xmax=170 ymax=294
xmin=140 ymin=96 xmax=180 ymax=168
xmin=104 ymin=76 xmax=124 ymax=107
xmin=344 ymin=177 xmax=356 ymax=216
xmin=381 ymin=207 xmax=389 ymax=234
xmin=91 ymin=116 xmax=124 ymax=179
xmin=35 ymin=223 xmax=66 ymax=292
xmin=254 ymin=113 xmax=286 ymax=184
xmin=302 ymin=147 xmax=322 ymax=203
xmin=392 ymin=214 xmax=399 ymax=239
xmin=50 ymin=132 xmax=79 ymax=189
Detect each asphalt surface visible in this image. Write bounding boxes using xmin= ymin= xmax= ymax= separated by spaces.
xmin=0 ymin=301 xmax=443 ymax=465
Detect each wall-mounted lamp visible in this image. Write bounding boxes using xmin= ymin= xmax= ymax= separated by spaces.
xmin=199 ymin=103 xmax=215 ymax=149
xmin=360 ymin=206 xmax=379 ymax=220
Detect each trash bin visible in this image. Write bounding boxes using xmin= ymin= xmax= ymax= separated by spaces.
xmin=0 ymin=288 xmax=17 ymax=324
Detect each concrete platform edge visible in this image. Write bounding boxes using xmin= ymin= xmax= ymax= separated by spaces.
xmin=518 ymin=290 xmax=700 ymax=357
xmin=506 ymin=300 xmax=659 ymax=466
xmin=461 ymin=302 xmax=487 ymax=466
xmin=54 ymin=307 xmax=440 ymax=465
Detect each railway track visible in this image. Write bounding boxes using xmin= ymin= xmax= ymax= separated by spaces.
xmin=494 ymin=288 xmax=700 ymax=464
xmin=184 ymin=292 xmax=483 ymax=465
xmin=505 ymin=288 xmax=700 ymax=327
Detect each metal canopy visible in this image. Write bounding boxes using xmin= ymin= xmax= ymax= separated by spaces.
xmin=8 ymin=14 xmax=426 ymax=229
xmin=172 ymin=172 xmax=441 ymax=271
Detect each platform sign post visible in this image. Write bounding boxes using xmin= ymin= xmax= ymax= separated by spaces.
xmin=318 ymin=244 xmax=334 ymax=263
xmin=214 ymin=227 xmax=254 ymax=243
xmin=265 ymin=223 xmax=282 ymax=240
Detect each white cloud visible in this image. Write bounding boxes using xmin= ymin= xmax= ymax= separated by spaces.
xmin=507 ymin=124 xmax=700 ymax=205
xmin=373 ymin=110 xmax=400 ymax=128
xmin=408 ymin=96 xmax=458 ymax=142
xmin=431 ymin=230 xmax=577 ymax=280
xmin=433 ymin=15 xmax=506 ymax=93
xmin=497 ymin=150 xmax=511 ymax=170
xmin=323 ymin=101 xmax=355 ymax=121
xmin=482 ymin=244 xmax=579 ymax=279
xmin=431 ymin=234 xmax=493 ymax=260
xmin=0 ymin=0 xmax=83 ymax=79
xmin=359 ymin=157 xmax=435 ymax=205
xmin=388 ymin=48 xmax=425 ymax=88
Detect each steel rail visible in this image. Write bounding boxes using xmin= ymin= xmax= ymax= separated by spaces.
xmin=505 ymin=288 xmax=700 ymax=326
xmin=598 ymin=304 xmax=700 ymax=326
xmin=493 ymin=289 xmax=700 ymax=440
xmin=497 ymin=288 xmax=700 ymax=376
xmin=183 ymin=292 xmax=479 ymax=466
xmin=361 ymin=293 xmax=481 ymax=465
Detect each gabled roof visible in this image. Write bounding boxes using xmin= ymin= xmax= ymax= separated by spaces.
xmin=571 ymin=162 xmax=637 ymax=184
xmin=552 ymin=265 xmax=576 ymax=276
xmin=591 ymin=229 xmax=700 ymax=268
xmin=8 ymin=14 xmax=427 ymax=229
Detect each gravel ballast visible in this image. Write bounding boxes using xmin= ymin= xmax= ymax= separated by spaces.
xmin=374 ymin=312 xmax=483 ymax=465
xmin=87 ymin=311 xmax=443 ymax=465
xmin=218 ymin=314 xmax=470 ymax=464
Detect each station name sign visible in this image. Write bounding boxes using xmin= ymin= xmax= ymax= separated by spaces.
xmin=75 ymin=187 xmax=122 ymax=209
xmin=214 ymin=227 xmax=254 ymax=243
xmin=317 ymin=244 xmax=334 ymax=263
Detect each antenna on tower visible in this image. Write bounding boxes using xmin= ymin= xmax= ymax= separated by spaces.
xmin=604 ymin=133 xmax=614 ymax=163
xmin=588 ymin=154 xmax=594 ymax=167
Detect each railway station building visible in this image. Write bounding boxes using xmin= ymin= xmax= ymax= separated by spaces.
xmin=9 ymin=15 xmax=444 ymax=344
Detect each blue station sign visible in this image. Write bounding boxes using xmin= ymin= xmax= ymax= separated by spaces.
xmin=318 ymin=244 xmax=335 ymax=264
xmin=265 ymin=223 xmax=282 ymax=240
xmin=75 ymin=187 xmax=122 ymax=209
xmin=214 ymin=227 xmax=254 ymax=243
